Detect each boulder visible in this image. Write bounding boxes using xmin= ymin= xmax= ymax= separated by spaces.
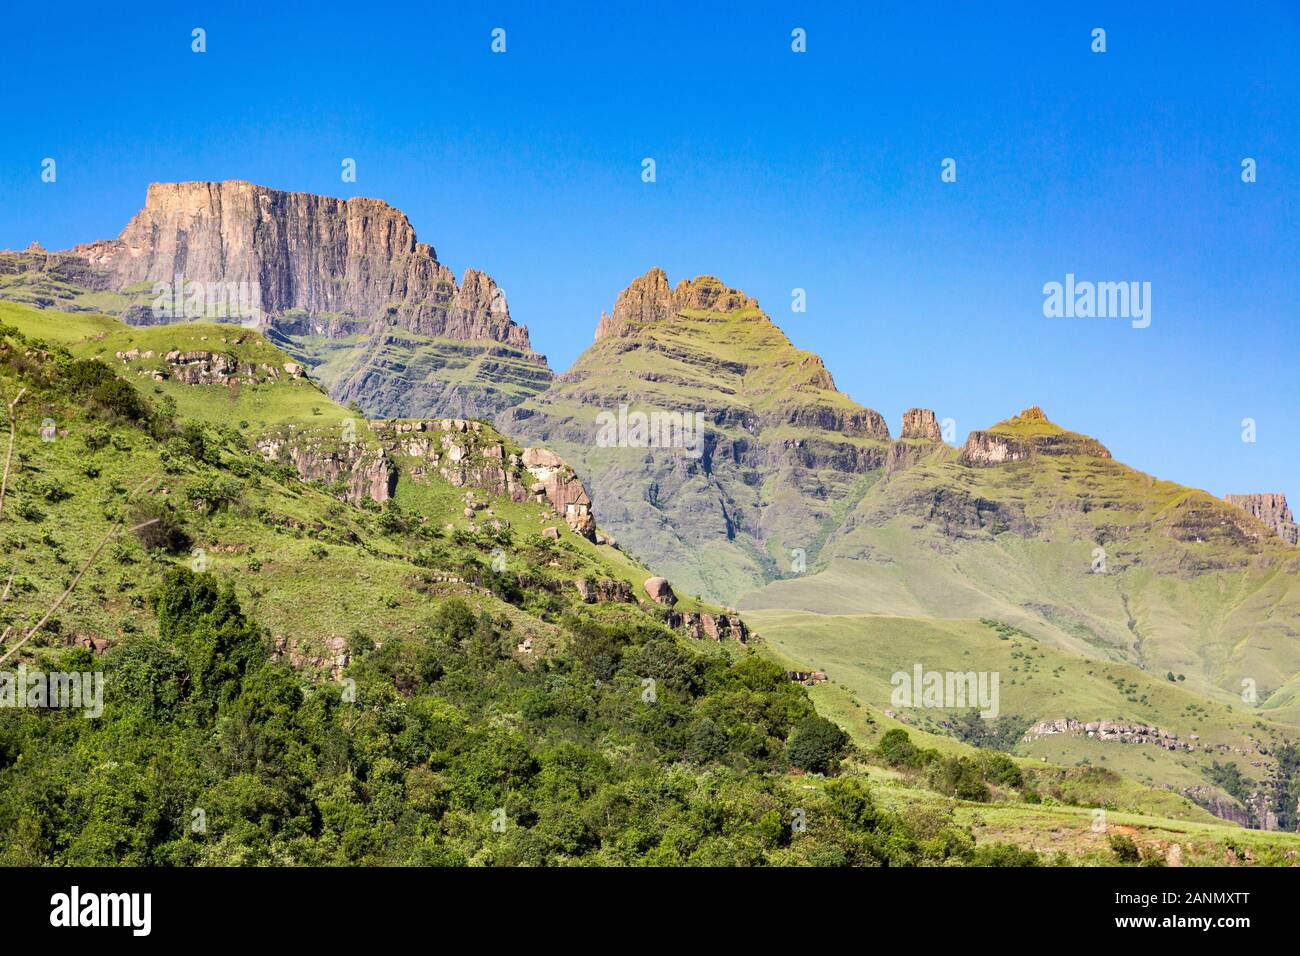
xmin=643 ymin=576 xmax=677 ymax=606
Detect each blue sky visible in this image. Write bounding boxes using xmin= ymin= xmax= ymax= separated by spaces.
xmin=1 ymin=1 xmax=1297 ymax=498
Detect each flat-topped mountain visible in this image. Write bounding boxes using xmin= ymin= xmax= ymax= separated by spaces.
xmin=499 ymin=268 xmax=891 ymax=601
xmin=71 ymin=180 xmax=530 ymax=345
xmin=0 ymin=181 xmax=553 ymax=419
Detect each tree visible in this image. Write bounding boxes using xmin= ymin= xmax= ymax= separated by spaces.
xmin=787 ymin=715 xmax=849 ymax=774
xmin=151 ymin=567 xmax=265 ymax=710
xmin=877 ymin=728 xmax=918 ymax=766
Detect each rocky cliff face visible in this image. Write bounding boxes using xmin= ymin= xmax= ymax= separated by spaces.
xmin=900 ymin=407 xmax=942 ymax=441
xmin=594 ymin=268 xmax=759 ymax=340
xmin=958 ymin=431 xmax=1033 ymax=466
xmin=958 ymin=408 xmax=1111 ymax=466
xmin=72 ymin=181 xmax=533 ymax=347
xmin=887 ymin=408 xmax=945 ymax=474
xmin=1224 ymin=493 xmax=1300 ymax=545
xmin=257 ymin=431 xmax=397 ymax=502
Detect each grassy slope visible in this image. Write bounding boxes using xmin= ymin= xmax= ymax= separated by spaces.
xmin=1 ymin=302 xmax=353 ymax=433
xmin=759 ymin=629 xmax=1300 ymax=858
xmin=277 ymin=328 xmax=553 ymax=419
xmin=0 ymin=302 xmax=715 ymax=663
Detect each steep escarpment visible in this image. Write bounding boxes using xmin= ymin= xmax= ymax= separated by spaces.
xmin=499 ymin=268 xmax=892 ymax=602
xmin=71 ymin=181 xmax=530 ymax=344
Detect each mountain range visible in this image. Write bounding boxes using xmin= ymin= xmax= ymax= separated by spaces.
xmin=4 ymin=180 xmax=1300 ymax=841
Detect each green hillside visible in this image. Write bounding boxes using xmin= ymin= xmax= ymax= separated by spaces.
xmin=0 ymin=300 xmax=1059 ymax=867
xmin=741 ymin=410 xmax=1300 ymax=707
xmin=737 ymin=410 xmax=1300 ymax=824
xmin=4 ymin=298 xmax=1299 ymax=864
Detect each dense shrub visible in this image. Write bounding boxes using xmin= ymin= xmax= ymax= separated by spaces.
xmin=787 ymin=715 xmax=849 ymax=774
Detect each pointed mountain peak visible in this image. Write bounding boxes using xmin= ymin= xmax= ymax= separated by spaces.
xmin=595 ymin=269 xmax=759 ymax=340
xmin=988 ymin=405 xmax=1066 ymax=434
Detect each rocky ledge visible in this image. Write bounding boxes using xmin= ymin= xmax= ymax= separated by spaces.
xmin=1023 ymin=718 xmax=1191 ymax=750
xmin=258 ymin=418 xmax=598 ymax=541
xmin=958 ymin=431 xmax=1033 ymax=467
xmin=574 ymin=579 xmax=635 ymax=603
xmin=665 ymin=610 xmax=749 ymax=644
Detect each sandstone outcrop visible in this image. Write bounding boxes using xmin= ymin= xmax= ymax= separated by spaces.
xmin=256 ymin=419 xmax=599 ymax=544
xmin=666 ymin=610 xmax=748 ymax=643
xmin=1224 ymin=493 xmax=1299 ymax=545
xmin=594 ymin=269 xmax=759 ymax=340
xmin=900 ymin=408 xmax=942 ymax=441
xmin=958 ymin=431 xmax=1032 ymax=466
xmin=521 ymin=447 xmax=595 ymax=540
xmin=887 ymin=410 xmax=944 ymax=474
xmin=574 ymin=579 xmax=635 ymax=603
xmin=257 ymin=432 xmax=396 ymax=502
